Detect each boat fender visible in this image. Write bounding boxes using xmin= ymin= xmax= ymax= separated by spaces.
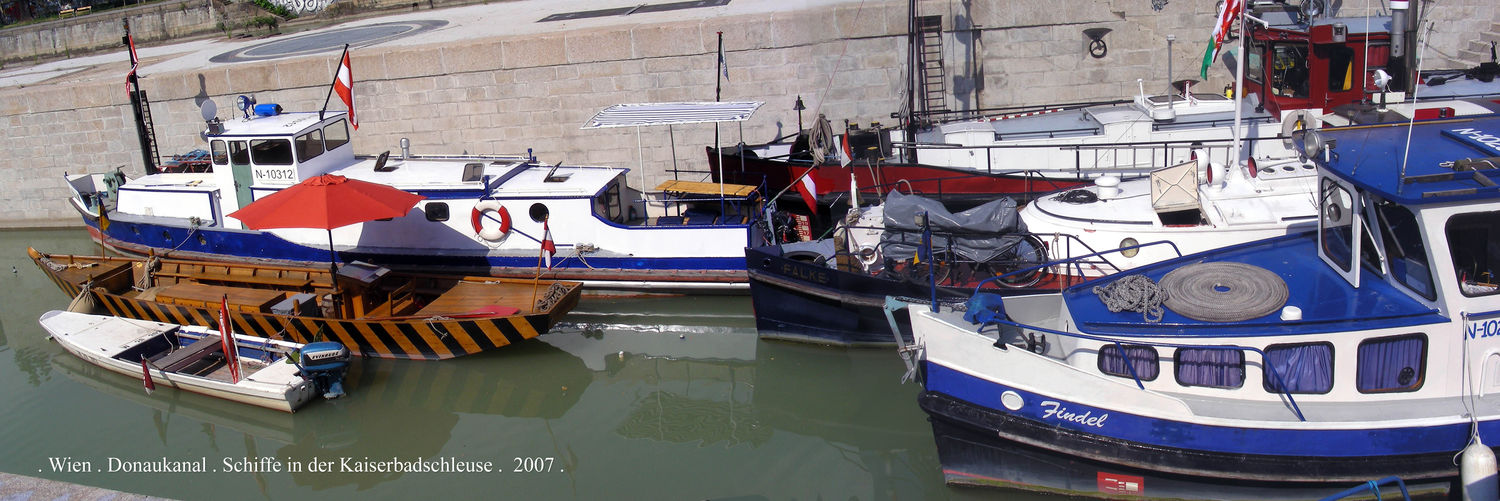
xmin=471 ymin=201 xmax=512 ymax=242
xmin=1462 ymin=436 xmax=1498 ymax=501
xmin=1281 ymin=110 xmax=1321 ymax=148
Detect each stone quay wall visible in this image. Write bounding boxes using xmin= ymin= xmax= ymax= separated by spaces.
xmin=2 ymin=0 xmax=1497 ymax=227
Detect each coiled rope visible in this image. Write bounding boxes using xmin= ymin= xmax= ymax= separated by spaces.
xmin=1093 ymin=274 xmax=1169 ymax=323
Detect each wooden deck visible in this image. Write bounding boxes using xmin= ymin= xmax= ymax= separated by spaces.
xmin=414 ymin=281 xmax=538 ymax=316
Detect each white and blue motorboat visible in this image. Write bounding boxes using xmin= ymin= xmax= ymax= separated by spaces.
xmin=67 ymin=99 xmax=765 ymax=291
xmin=893 ymin=114 xmax=1500 ymax=496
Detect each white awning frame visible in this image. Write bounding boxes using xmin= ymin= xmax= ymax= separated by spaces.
xmin=581 ymin=101 xmax=764 ymax=129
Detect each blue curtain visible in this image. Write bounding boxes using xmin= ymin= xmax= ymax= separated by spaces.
xmin=1357 ymin=336 xmax=1425 ymax=392
xmin=1175 ymin=349 xmax=1244 ymax=388
xmin=1265 ymin=344 xmax=1333 ymax=393
xmin=1099 ymin=344 xmax=1159 ymax=380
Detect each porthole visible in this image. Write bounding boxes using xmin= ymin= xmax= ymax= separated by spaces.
xmin=529 ymin=203 xmax=549 ymax=223
xmin=425 ymin=202 xmax=450 ymax=222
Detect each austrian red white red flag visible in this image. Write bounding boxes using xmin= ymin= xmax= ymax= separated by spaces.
xmin=220 ymin=296 xmax=241 ymax=383
xmin=541 ymin=219 xmax=557 ymax=269
xmin=795 ymin=168 xmax=819 ymax=216
xmin=334 ymin=50 xmax=357 ymax=130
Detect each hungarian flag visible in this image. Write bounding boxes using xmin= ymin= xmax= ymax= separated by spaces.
xmin=334 ymin=48 xmax=357 ymax=130
xmin=541 ymin=219 xmax=556 ymax=269
xmin=795 ymin=168 xmax=819 ymax=216
xmin=140 ymin=357 xmax=154 ymax=394
xmin=220 ymin=296 xmax=241 ymax=383
xmin=1200 ymin=0 xmax=1243 ymax=79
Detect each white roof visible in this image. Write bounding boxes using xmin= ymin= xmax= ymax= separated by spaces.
xmin=581 ymin=102 xmax=764 ymax=129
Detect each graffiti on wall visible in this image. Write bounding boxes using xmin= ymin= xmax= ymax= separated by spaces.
xmin=271 ymin=0 xmax=332 ymax=15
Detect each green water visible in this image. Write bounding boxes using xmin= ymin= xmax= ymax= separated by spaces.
xmin=0 ymin=227 xmax=1007 ymax=500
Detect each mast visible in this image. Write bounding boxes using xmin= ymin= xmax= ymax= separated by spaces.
xmin=123 ymin=19 xmax=160 ymax=175
xmin=903 ymin=0 xmax=918 ymax=163
xmin=1229 ymin=2 xmax=1246 ymax=183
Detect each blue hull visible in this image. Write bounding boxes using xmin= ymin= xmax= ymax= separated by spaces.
xmin=925 ymin=417 xmax=1453 ymax=499
xmin=922 ymin=362 xmax=1497 ymax=484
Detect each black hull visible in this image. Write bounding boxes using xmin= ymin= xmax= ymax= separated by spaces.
xmin=745 ymin=245 xmax=1047 ymax=346
xmin=920 ymin=391 xmax=1464 ymax=492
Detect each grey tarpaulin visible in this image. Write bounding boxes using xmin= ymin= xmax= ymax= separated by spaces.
xmin=880 ymin=191 xmax=1026 ymax=263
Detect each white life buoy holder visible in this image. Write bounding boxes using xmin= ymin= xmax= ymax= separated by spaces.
xmin=1281 ymin=110 xmax=1321 ymax=149
xmin=471 ymin=200 xmax=512 ymax=242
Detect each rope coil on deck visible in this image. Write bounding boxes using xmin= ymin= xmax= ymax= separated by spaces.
xmin=535 ymin=282 xmax=570 ymax=311
xmin=1160 ymin=262 xmax=1288 ymax=322
xmin=1094 ymin=274 xmax=1169 ymax=323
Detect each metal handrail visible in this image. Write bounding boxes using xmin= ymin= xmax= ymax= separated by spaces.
xmin=1318 ymin=476 xmax=1411 ymax=501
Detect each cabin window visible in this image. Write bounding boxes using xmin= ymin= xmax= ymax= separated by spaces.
xmin=596 ymin=183 xmax=624 ymax=223
xmin=1245 ymin=45 xmax=1264 ymax=85
xmin=296 ymin=129 xmax=324 ymax=162
xmin=249 ymin=139 xmax=294 ymax=165
xmin=1447 ymin=211 xmax=1500 ymax=296
xmin=1270 ymin=44 xmax=1309 ymax=98
xmin=1374 ymin=199 xmax=1435 ymax=300
xmin=229 ymin=141 xmax=250 ymax=165
xmin=211 ymin=140 xmax=228 ymax=165
xmin=1174 ymin=348 xmax=1244 ymax=389
xmin=1357 ymin=334 xmax=1426 ymax=393
xmin=1098 ymin=344 xmax=1159 ymax=381
xmin=1324 ymin=45 xmax=1356 ymax=92
xmin=324 ymin=120 xmax=350 ymax=150
xmin=1263 ymin=343 xmax=1334 ymax=394
xmin=1320 ymin=178 xmax=1355 ymax=272
xmin=424 ymin=202 xmax=449 ymax=222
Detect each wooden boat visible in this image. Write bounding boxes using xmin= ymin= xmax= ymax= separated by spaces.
xmin=38 ymin=310 xmax=351 ymax=413
xmin=30 ymin=248 xmax=582 ymax=361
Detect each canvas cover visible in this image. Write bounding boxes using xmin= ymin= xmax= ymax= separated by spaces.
xmin=879 ymin=191 xmax=1026 ymax=263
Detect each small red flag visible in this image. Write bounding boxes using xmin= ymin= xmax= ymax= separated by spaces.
xmin=220 ymin=296 xmax=241 ymax=383
xmin=541 ymin=219 xmax=556 ymax=269
xmin=333 ymin=50 xmax=357 ymax=130
xmin=140 ymin=357 xmax=154 ymax=394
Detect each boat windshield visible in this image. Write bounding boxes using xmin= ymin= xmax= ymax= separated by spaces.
xmin=1319 ymin=178 xmax=1355 ymax=273
xmin=1372 ymin=198 xmax=1435 ymax=300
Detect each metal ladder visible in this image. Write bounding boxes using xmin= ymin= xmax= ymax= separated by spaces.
xmin=134 ymin=90 xmax=161 ymax=170
xmin=916 ymin=15 xmax=947 ymax=116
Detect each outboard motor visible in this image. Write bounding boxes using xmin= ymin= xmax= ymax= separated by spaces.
xmin=297 ymin=341 xmax=351 ymax=399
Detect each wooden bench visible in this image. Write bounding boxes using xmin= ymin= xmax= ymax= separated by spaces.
xmin=155 ymin=335 xmax=223 ymax=372
xmin=155 ymin=282 xmax=286 ymax=313
xmin=155 ymin=270 xmax=317 ymax=289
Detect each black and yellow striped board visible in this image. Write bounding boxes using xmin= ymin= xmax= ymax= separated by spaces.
xmin=91 ymin=289 xmax=552 ymax=360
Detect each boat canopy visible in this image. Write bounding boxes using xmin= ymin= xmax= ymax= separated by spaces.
xmin=581 ymin=102 xmax=764 ymax=129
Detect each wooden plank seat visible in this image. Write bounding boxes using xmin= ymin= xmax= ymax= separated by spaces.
xmin=154 ymin=335 xmax=224 ymax=373
xmin=154 ymin=270 xmax=318 ymax=289
xmin=155 ymin=282 xmax=287 ymax=313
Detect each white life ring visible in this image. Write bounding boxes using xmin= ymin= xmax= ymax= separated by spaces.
xmin=471 ymin=200 xmax=511 ymax=242
xmin=1281 ymin=110 xmax=1321 ymax=148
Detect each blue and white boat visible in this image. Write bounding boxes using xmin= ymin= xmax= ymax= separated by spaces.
xmin=894 ymin=114 xmax=1500 ymax=495
xmin=67 ymin=100 xmax=765 ymax=291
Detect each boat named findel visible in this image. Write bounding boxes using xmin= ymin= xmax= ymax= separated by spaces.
xmin=892 ymin=114 xmax=1500 ymax=497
